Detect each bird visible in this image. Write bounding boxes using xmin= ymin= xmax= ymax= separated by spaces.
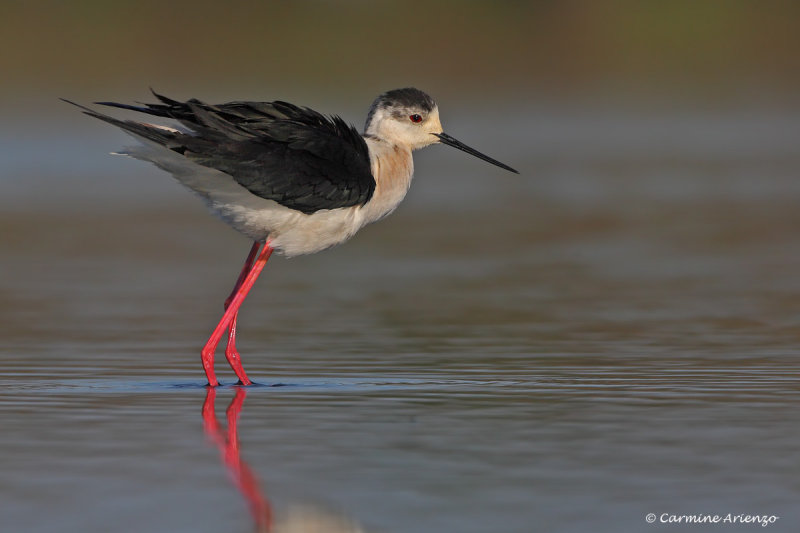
xmin=65 ymin=88 xmax=518 ymax=387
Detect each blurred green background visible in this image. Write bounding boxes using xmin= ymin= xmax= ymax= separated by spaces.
xmin=2 ymin=0 xmax=799 ymax=111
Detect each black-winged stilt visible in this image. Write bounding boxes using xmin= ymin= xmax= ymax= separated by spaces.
xmin=65 ymin=88 xmax=518 ymax=387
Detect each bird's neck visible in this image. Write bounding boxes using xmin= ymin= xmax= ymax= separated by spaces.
xmin=361 ymin=138 xmax=414 ymax=223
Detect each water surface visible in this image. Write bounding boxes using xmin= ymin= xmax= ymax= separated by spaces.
xmin=1 ymin=108 xmax=799 ymax=532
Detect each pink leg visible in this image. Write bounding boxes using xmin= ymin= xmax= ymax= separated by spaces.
xmin=201 ymin=243 xmax=274 ymax=387
xmin=224 ymin=242 xmax=261 ymax=386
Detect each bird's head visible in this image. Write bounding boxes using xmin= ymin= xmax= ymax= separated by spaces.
xmin=364 ymin=88 xmax=518 ymax=173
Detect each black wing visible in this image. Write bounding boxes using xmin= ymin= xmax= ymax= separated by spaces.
xmin=78 ymin=91 xmax=375 ymax=214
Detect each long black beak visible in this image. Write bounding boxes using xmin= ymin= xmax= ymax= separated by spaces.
xmin=433 ymin=132 xmax=519 ymax=174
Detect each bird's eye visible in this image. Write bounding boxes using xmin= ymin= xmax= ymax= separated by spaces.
xmin=409 ymin=114 xmax=423 ymax=123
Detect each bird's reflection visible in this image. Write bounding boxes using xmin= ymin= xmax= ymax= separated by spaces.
xmin=202 ymin=387 xmax=366 ymax=533
xmin=202 ymin=386 xmax=272 ymax=531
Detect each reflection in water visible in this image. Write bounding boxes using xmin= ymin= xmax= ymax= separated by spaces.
xmin=202 ymin=388 xmax=366 ymax=533
xmin=202 ymin=387 xmax=272 ymax=532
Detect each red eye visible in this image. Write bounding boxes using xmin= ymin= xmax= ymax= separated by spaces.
xmin=409 ymin=114 xmax=422 ymax=123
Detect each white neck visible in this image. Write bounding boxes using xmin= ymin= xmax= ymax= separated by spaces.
xmin=359 ymin=137 xmax=414 ymax=224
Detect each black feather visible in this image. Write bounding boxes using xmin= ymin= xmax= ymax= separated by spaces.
xmin=71 ymin=94 xmax=376 ymax=214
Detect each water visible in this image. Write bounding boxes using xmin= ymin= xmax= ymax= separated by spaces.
xmin=1 ymin=107 xmax=799 ymax=532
